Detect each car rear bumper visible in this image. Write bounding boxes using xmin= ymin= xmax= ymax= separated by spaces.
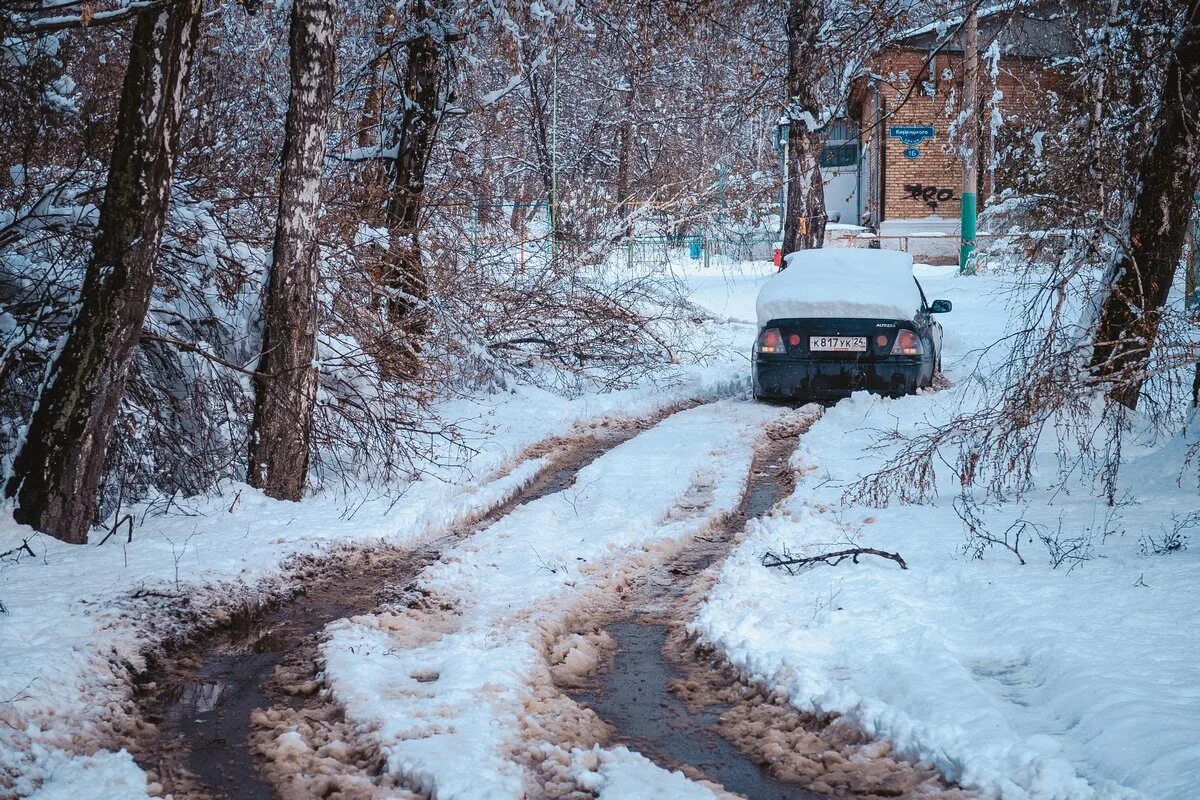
xmin=753 ymin=357 xmax=923 ymax=401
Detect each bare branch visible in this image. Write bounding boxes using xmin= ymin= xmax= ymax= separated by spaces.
xmin=762 ymin=547 xmax=908 ymax=573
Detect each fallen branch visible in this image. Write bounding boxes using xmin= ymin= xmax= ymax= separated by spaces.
xmin=0 ymin=677 xmax=37 ymax=704
xmin=129 ymin=587 xmax=182 ymax=600
xmin=0 ymin=539 xmax=37 ymax=561
xmin=0 ymin=538 xmax=38 ymax=614
xmin=9 ymin=0 xmax=176 ymax=35
xmin=762 ymin=547 xmax=908 ymax=573
xmin=96 ymin=514 xmax=134 ymax=547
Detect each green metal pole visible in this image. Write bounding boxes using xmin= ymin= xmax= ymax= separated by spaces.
xmin=959 ymin=6 xmax=979 ymax=276
xmin=960 ymin=192 xmax=977 ymax=275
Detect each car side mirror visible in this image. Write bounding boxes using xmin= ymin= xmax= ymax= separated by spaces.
xmin=930 ymin=299 xmax=952 ymax=313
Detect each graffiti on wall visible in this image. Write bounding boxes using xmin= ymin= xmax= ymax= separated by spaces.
xmin=904 ymin=183 xmax=956 ymax=211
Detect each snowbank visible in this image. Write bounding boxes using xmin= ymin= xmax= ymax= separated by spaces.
xmin=697 ymin=269 xmax=1200 ymax=800
xmin=756 ymin=249 xmax=921 ymax=325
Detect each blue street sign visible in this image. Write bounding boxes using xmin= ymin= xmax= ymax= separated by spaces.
xmin=904 ymin=147 xmax=921 ymax=159
xmin=889 ymin=125 xmax=935 ymax=146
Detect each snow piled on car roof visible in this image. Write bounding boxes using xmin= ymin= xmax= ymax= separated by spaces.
xmin=756 ymin=249 xmax=921 ymax=325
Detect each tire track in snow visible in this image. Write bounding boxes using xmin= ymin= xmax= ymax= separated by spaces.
xmin=126 ymin=401 xmax=706 ymax=800
xmin=554 ymin=405 xmax=972 ymax=800
xmin=304 ymin=400 xmax=786 ymax=799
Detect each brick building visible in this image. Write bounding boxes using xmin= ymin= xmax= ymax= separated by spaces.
xmin=824 ymin=8 xmax=1069 ymax=260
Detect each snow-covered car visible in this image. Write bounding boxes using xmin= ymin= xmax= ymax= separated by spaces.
xmin=752 ymin=249 xmax=950 ymax=401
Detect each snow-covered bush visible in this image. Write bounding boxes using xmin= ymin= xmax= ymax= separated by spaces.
xmin=853 ymin=0 xmax=1200 ymax=552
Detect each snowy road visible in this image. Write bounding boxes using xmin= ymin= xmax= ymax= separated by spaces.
xmin=127 ymin=393 xmax=965 ymax=800
xmin=314 ymin=400 xmax=785 ymax=798
xmin=132 ymin=403 xmax=711 ymax=799
xmin=5 ymin=260 xmax=1196 ymax=800
xmin=136 ymin=395 xmax=960 ymax=800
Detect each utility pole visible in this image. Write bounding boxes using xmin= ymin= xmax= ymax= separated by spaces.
xmin=959 ymin=4 xmax=979 ymax=275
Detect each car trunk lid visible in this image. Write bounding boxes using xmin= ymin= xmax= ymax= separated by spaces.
xmin=770 ymin=318 xmax=912 ymax=361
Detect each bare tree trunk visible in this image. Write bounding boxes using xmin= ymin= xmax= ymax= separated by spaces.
xmin=615 ymin=84 xmax=635 ymax=240
xmin=380 ymin=0 xmax=450 ymax=350
xmin=523 ymin=44 xmax=556 ymax=232
xmin=353 ymin=3 xmax=395 ymax=210
xmin=4 ymin=1 xmax=202 ymax=543
xmin=247 ymin=0 xmax=336 ymax=501
xmin=781 ymin=0 xmax=827 ymax=254
xmin=1090 ymin=1 xmax=1200 ymax=409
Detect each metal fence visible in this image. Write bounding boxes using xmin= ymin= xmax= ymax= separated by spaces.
xmin=618 ymin=233 xmax=777 ymax=271
xmin=430 ymin=200 xmax=782 ymax=272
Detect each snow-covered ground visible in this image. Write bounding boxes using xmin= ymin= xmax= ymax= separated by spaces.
xmin=0 ymin=256 xmax=774 ymax=798
xmin=4 ymin=254 xmax=1198 ymax=800
xmin=694 ymin=265 xmax=1200 ymax=800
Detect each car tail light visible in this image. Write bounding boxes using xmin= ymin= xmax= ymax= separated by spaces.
xmin=787 ymin=333 xmax=801 ymax=347
xmin=891 ymin=329 xmax=923 ymax=356
xmin=875 ymin=334 xmax=889 ymax=348
xmin=757 ymin=328 xmax=784 ymax=354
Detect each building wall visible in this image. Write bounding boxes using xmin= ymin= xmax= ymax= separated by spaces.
xmin=857 ymin=47 xmax=1055 ymax=227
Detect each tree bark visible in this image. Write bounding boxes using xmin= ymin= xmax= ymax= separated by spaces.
xmin=247 ymin=0 xmax=337 ymax=501
xmin=615 ymin=83 xmax=635 ymax=240
xmin=4 ymin=0 xmax=202 ymax=543
xmin=1090 ymin=1 xmax=1200 ymax=409
xmin=352 ymin=3 xmax=395 ymax=208
xmin=522 ymin=42 xmax=557 ymax=237
xmin=781 ymin=0 xmax=828 ymax=254
xmin=380 ymin=0 xmax=448 ymax=348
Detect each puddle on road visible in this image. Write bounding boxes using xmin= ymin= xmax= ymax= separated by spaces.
xmin=560 ymin=408 xmax=968 ymax=800
xmin=149 ymin=547 xmax=421 ymax=800
xmin=575 ymin=621 xmax=822 ymax=800
xmin=562 ymin=414 xmax=820 ymax=799
xmin=742 ymin=466 xmax=786 ymax=519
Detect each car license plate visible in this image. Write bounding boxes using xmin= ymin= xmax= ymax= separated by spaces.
xmin=809 ymin=336 xmax=867 ymax=352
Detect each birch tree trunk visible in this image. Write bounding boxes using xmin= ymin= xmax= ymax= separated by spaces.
xmin=247 ymin=0 xmax=337 ymax=500
xmin=4 ymin=1 xmax=203 ymax=543
xmin=1090 ymin=1 xmax=1200 ymax=409
xmin=782 ymin=0 xmax=827 ymax=254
